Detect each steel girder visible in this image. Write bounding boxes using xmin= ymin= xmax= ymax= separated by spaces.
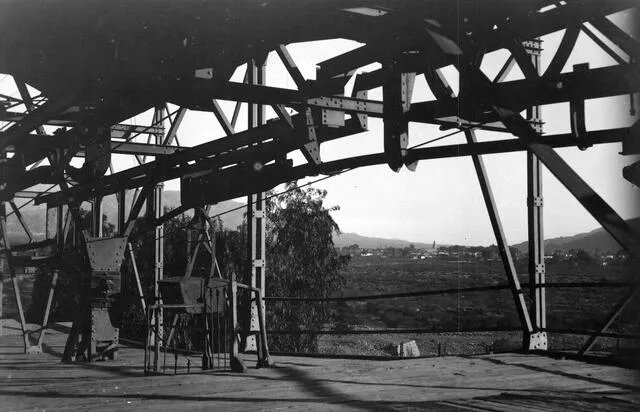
xmin=0 ymin=0 xmax=637 ymax=357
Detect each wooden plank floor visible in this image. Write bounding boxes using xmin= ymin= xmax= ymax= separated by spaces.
xmin=1 ymin=325 xmax=638 ymax=411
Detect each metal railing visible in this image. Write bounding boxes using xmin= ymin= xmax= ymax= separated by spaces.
xmin=264 ymin=280 xmax=637 ymax=353
xmin=144 ymin=277 xmax=271 ymax=374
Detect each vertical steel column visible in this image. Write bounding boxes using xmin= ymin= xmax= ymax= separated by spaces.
xmin=92 ymin=196 xmax=103 ymax=238
xmin=117 ymin=190 xmax=127 ymax=293
xmin=383 ymin=63 xmax=416 ymax=172
xmin=525 ymin=40 xmax=547 ymax=351
xmin=0 ymin=205 xmax=3 ymax=337
xmin=465 ymin=130 xmax=534 ymax=351
xmin=246 ymin=56 xmax=267 ymax=352
xmin=0 ymin=248 xmax=2 ymax=337
xmin=37 ymin=271 xmax=58 ymax=348
xmin=153 ymin=106 xmax=164 ymax=347
xmin=117 ymin=190 xmax=126 ymax=236
xmin=56 ymin=205 xmax=64 ymax=249
xmin=0 ymin=202 xmax=29 ymax=351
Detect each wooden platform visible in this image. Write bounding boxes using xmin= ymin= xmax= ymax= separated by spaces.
xmin=1 ymin=326 xmax=638 ymax=411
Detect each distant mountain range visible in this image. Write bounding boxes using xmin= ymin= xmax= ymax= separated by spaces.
xmin=6 ymin=189 xmax=637 ymax=255
xmin=512 ymin=217 xmax=640 ymax=255
xmin=6 ymin=190 xmax=246 ymax=244
xmin=332 ymin=232 xmax=434 ymax=249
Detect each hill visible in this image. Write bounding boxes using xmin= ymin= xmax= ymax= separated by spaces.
xmin=512 ymin=217 xmax=640 ymax=255
xmin=101 ymin=191 xmax=246 ymax=231
xmin=333 ymin=232 xmax=434 ymax=249
xmin=6 ymin=190 xmax=246 ymax=244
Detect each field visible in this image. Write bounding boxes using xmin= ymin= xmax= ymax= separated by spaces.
xmin=2 ymin=255 xmax=637 ymax=360
xmin=313 ymin=256 xmax=638 ymax=357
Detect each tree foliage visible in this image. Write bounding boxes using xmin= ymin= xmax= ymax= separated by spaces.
xmin=265 ymin=183 xmax=349 ymax=352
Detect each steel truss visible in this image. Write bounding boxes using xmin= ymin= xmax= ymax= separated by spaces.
xmin=0 ymin=0 xmax=638 ymax=361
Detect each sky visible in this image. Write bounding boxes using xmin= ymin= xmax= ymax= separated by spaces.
xmin=1 ymin=8 xmax=638 ymax=246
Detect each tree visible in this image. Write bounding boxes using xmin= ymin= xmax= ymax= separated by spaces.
xmin=570 ymin=248 xmax=593 ymax=264
xmin=265 ymin=183 xmax=349 ymax=352
xmin=114 ymin=184 xmax=348 ymax=352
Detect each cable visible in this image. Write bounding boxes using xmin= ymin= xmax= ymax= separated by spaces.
xmin=408 ymin=127 xmax=467 ymax=150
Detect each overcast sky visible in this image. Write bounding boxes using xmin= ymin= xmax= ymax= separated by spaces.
xmin=2 ymin=8 xmax=638 ymax=246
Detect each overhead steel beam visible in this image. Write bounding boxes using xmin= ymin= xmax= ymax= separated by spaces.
xmin=36 ymin=107 xmax=370 ymax=204
xmin=483 ymin=1 xmax=636 ymax=55
xmin=405 ymin=127 xmax=628 ymax=165
xmin=163 ymin=107 xmax=186 ymax=146
xmin=275 ymin=44 xmax=307 ymax=89
xmin=0 ymin=111 xmax=74 ymax=126
xmin=110 ymin=124 xmax=165 ymax=137
xmin=14 ymin=191 xmax=43 ymax=199
xmin=211 ymin=100 xmax=235 ymax=136
xmin=14 ymin=78 xmax=46 ymax=137
xmin=580 ymin=23 xmax=627 ymax=65
xmin=317 ymin=44 xmax=376 ymax=79
xmin=5 ymin=139 xmax=181 ymax=157
xmin=307 ymin=95 xmax=383 ymax=116
xmin=543 ymin=26 xmax=580 ymax=78
xmin=0 ymin=95 xmax=74 ymax=151
xmin=409 ymin=63 xmax=640 ymax=124
xmin=589 ymin=15 xmax=639 ymax=61
xmin=493 ymin=55 xmax=516 ymax=83
xmin=383 ymin=65 xmax=415 ymax=171
xmin=174 ymin=80 xmax=302 ymax=110
xmin=37 ymin=124 xmax=630 ymax=208
xmin=497 ymin=110 xmax=640 ymax=258
xmin=0 ymin=97 xmax=155 ymax=200
xmin=108 ymin=141 xmax=181 ymax=156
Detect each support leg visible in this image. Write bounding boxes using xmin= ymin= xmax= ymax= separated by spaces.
xmin=525 ymin=39 xmax=547 ymax=351
xmin=246 ymin=56 xmax=267 ymax=352
xmin=255 ymin=289 xmax=272 ymax=368
xmin=527 ymin=152 xmax=547 ymax=350
xmin=578 ymin=286 xmax=640 ymax=355
xmin=0 ymin=206 xmax=30 ymax=352
xmin=151 ymin=107 xmax=165 ymax=348
xmin=36 ymin=271 xmax=59 ymax=349
xmin=496 ymin=111 xmax=640 ymax=257
xmin=229 ymin=276 xmax=247 ymax=373
xmin=465 ymin=130 xmax=534 ymax=350
xmin=0 ymin=267 xmax=3 ymax=337
xmin=127 ymin=243 xmax=146 ymax=313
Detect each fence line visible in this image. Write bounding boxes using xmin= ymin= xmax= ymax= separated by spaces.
xmin=264 ymin=281 xmax=634 ymax=302
xmin=268 ymin=327 xmax=522 ymax=335
xmin=542 ymin=328 xmax=639 ymax=340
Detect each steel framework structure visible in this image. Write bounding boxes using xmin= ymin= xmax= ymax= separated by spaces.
xmin=0 ymin=0 xmax=638 ymax=360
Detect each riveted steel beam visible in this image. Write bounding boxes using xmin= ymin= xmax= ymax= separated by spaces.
xmin=383 ymin=64 xmax=415 ymax=171
xmin=497 ymin=109 xmax=640 ymax=258
xmin=410 ymin=63 xmax=640 ymax=124
xmin=0 ymin=95 xmax=74 ymax=151
xmin=246 ymin=56 xmax=267 ymax=354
